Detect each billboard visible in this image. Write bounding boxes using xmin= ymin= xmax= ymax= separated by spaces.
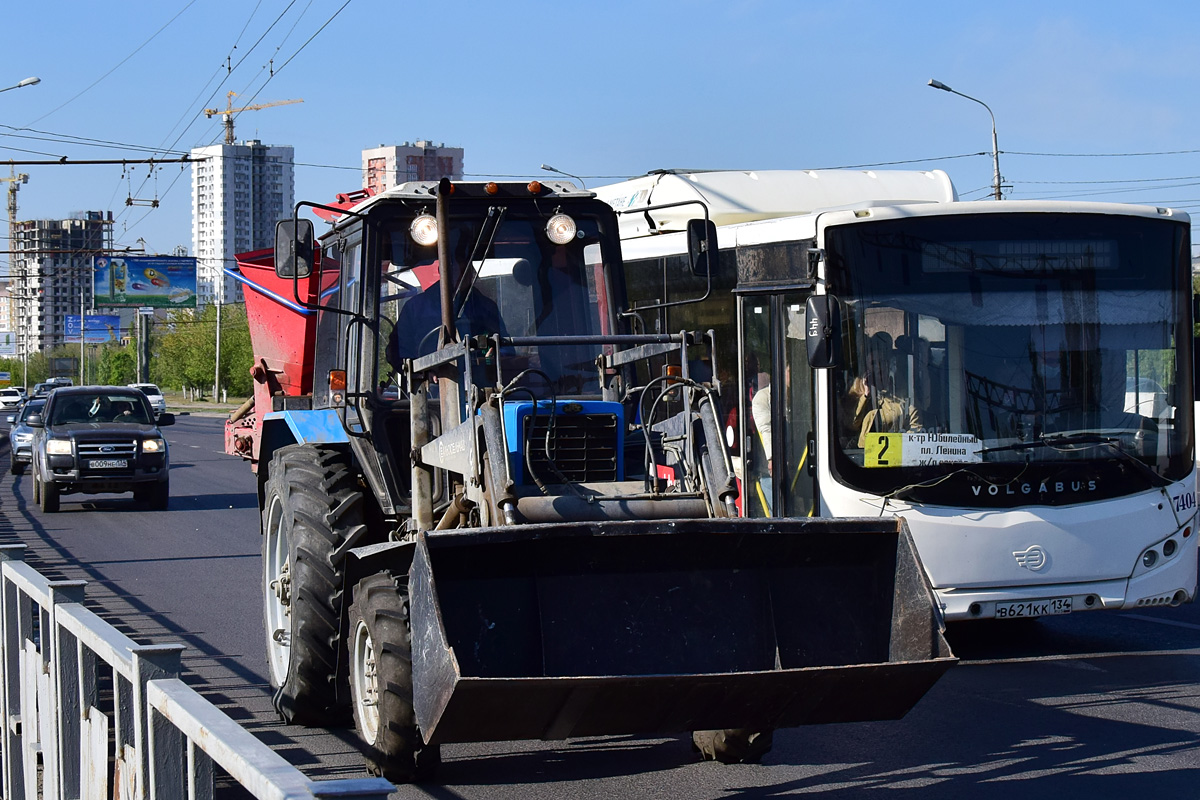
xmin=66 ymin=315 xmax=122 ymax=344
xmin=93 ymin=255 xmax=197 ymax=308
xmin=0 ymin=331 xmax=14 ymax=357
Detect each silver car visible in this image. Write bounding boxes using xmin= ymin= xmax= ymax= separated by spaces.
xmin=8 ymin=397 xmax=45 ymax=475
xmin=128 ymin=383 xmax=167 ymax=418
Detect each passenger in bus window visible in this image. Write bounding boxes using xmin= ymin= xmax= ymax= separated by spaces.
xmin=751 ymin=372 xmax=772 ymax=473
xmin=841 ymin=331 xmax=922 ymax=448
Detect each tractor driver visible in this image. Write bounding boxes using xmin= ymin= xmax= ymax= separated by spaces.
xmin=385 ymin=265 xmax=506 ymax=373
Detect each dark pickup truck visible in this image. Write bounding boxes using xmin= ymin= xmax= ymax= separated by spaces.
xmin=28 ymin=385 xmax=174 ymax=512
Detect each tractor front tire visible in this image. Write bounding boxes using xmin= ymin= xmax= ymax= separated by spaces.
xmin=262 ymin=444 xmax=363 ymax=726
xmin=348 ymin=571 xmax=440 ymax=783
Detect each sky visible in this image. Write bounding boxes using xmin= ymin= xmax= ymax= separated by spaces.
xmin=5 ymin=0 xmax=1200 ymax=267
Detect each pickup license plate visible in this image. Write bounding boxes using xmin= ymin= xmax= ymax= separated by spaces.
xmin=994 ymin=597 xmax=1072 ymax=619
xmin=88 ymin=459 xmax=127 ymax=469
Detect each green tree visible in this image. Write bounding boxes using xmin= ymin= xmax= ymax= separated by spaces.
xmin=150 ymin=305 xmax=252 ymax=396
xmin=97 ymin=347 xmax=136 ymax=385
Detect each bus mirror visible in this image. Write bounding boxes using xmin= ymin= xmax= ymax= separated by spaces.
xmin=687 ymin=218 xmax=719 ymax=277
xmin=805 ymin=295 xmax=842 ymax=369
xmin=275 ymin=218 xmax=314 ymax=278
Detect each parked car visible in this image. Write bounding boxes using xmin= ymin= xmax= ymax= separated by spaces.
xmin=29 ymin=385 xmax=174 ymax=512
xmin=0 ymin=388 xmax=22 ymax=409
xmin=8 ymin=397 xmax=46 ymax=475
xmin=127 ymin=383 xmax=167 ymax=418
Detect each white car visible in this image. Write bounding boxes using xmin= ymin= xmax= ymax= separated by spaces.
xmin=128 ymin=383 xmax=167 ymax=418
xmin=0 ymin=388 xmax=22 ymax=409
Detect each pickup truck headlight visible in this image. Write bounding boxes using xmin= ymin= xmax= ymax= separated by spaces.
xmin=45 ymin=439 xmax=72 ymax=455
xmin=142 ymin=438 xmax=165 ymax=453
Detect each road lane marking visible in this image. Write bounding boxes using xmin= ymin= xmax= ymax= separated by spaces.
xmin=1120 ymin=613 xmax=1200 ymax=631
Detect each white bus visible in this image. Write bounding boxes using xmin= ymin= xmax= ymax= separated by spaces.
xmin=599 ymin=170 xmax=1197 ymax=622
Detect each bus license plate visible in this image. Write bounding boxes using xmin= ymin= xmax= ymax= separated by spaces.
xmin=89 ymin=459 xmax=127 ymax=469
xmin=994 ymin=597 xmax=1072 ymax=619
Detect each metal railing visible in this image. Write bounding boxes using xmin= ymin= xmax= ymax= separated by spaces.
xmin=0 ymin=544 xmax=393 ymax=800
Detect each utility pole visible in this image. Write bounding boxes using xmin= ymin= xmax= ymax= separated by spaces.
xmin=214 ymin=268 xmax=222 ymax=400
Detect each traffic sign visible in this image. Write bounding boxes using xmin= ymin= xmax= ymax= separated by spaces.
xmin=138 ymin=306 xmax=155 ymax=315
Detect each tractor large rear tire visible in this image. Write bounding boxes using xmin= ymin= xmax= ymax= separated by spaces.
xmin=348 ymin=571 xmax=440 ymax=783
xmin=262 ymin=444 xmax=363 ymax=726
xmin=692 ymin=728 xmax=774 ymax=764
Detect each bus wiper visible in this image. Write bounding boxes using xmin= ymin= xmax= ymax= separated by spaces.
xmin=979 ymin=432 xmax=1116 ymax=455
xmin=980 ymin=432 xmax=1171 ymax=487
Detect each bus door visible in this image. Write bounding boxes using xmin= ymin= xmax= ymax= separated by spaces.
xmin=737 ymin=292 xmax=815 ymax=517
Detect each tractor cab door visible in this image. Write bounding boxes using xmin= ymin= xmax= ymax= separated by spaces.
xmin=737 ymin=292 xmax=816 ymax=518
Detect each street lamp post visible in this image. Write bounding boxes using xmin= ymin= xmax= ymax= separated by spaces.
xmin=0 ymin=77 xmax=40 ymax=94
xmin=540 ymin=163 xmax=587 ymax=190
xmin=928 ymin=79 xmax=1003 ymax=200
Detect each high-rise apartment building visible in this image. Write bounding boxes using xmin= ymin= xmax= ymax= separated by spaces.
xmin=362 ymin=141 xmax=464 ymax=194
xmin=191 ymin=140 xmax=295 ymax=308
xmin=10 ymin=212 xmax=113 ymax=355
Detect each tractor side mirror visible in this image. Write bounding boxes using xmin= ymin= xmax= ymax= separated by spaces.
xmin=805 ymin=294 xmax=843 ymax=369
xmin=275 ymin=218 xmax=314 ymax=279
xmin=686 ymin=218 xmax=719 ymax=278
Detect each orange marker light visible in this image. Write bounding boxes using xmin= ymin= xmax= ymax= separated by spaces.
xmin=527 ymin=180 xmax=543 ymax=195
xmin=485 ymin=182 xmax=499 ymax=195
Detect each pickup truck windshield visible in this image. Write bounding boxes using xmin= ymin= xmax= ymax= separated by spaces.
xmin=51 ymin=393 xmax=153 ymax=425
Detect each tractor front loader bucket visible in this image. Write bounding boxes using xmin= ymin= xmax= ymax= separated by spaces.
xmin=408 ymin=516 xmax=956 ymax=745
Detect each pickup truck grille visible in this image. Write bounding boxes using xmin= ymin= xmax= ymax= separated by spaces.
xmin=77 ymin=440 xmax=138 ymax=458
xmin=76 ymin=439 xmax=139 ymax=476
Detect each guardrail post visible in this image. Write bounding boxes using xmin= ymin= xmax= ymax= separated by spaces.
xmin=185 ymin=739 xmax=214 ymax=800
xmin=48 ymin=583 xmax=87 ymax=800
xmin=132 ymin=644 xmax=184 ymax=800
xmin=0 ymin=544 xmax=28 ymax=800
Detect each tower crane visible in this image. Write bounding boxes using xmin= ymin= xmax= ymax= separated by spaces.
xmin=0 ymin=167 xmax=29 ymax=229
xmin=204 ymin=92 xmax=303 ymax=145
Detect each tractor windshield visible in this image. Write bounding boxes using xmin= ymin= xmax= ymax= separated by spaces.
xmin=379 ymin=214 xmax=613 ymax=397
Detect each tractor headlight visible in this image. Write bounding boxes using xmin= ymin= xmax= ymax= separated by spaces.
xmin=545 ymin=213 xmax=577 ymax=245
xmin=410 ymin=214 xmax=439 ymax=246
xmin=45 ymin=439 xmax=72 ymax=455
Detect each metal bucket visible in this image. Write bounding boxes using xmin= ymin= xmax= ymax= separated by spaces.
xmin=408 ymin=516 xmax=955 ymax=745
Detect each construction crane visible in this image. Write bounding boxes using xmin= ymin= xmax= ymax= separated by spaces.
xmin=1 ymin=167 xmax=28 ymax=229
xmin=204 ymin=92 xmax=303 ymax=145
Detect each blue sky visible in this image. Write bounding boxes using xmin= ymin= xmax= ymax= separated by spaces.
xmin=5 ymin=0 xmax=1200 ymax=264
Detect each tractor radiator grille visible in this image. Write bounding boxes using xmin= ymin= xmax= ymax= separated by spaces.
xmin=522 ymin=412 xmax=619 ymax=483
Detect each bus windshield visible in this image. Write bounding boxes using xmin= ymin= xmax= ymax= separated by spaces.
xmin=824 ymin=211 xmax=1193 ymax=507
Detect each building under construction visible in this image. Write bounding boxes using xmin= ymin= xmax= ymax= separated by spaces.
xmin=10 ymin=211 xmax=113 ymax=354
